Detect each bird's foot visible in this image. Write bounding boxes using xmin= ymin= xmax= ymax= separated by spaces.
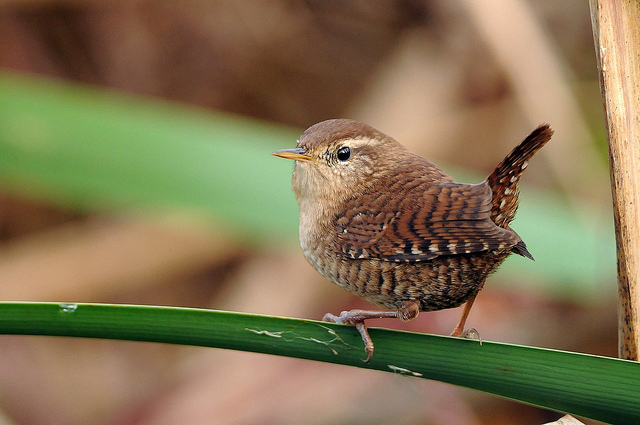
xmin=323 ymin=302 xmax=419 ymax=363
xmin=450 ymin=327 xmax=482 ymax=344
xmin=323 ymin=309 xmax=395 ymax=363
xmin=324 ymin=314 xmax=374 ymax=363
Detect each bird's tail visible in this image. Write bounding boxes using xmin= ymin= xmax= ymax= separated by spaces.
xmin=487 ymin=124 xmax=553 ymax=230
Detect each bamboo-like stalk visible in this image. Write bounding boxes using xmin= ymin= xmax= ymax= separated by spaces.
xmin=589 ymin=0 xmax=640 ymax=360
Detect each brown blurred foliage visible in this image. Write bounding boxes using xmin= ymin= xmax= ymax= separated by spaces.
xmin=0 ymin=1 xmax=613 ymax=424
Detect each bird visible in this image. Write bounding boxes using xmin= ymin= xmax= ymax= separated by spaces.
xmin=273 ymin=119 xmax=553 ymax=362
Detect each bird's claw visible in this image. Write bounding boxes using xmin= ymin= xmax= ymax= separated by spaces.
xmin=322 ymin=307 xmax=414 ymax=362
xmin=323 ymin=310 xmax=375 ymax=362
xmin=461 ymin=327 xmax=482 ymax=344
xmin=451 ymin=327 xmax=482 ymax=345
xmin=322 ymin=312 xmax=342 ymax=323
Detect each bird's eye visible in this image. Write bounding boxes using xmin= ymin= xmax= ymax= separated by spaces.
xmin=336 ymin=146 xmax=351 ymax=161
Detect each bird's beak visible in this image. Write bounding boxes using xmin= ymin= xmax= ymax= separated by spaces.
xmin=272 ymin=147 xmax=313 ymax=162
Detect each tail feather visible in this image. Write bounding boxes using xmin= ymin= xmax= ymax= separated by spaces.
xmin=512 ymin=240 xmax=534 ymax=261
xmin=487 ymin=124 xmax=553 ymax=229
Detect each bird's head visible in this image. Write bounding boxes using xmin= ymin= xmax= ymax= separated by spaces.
xmin=272 ymin=119 xmax=407 ymax=205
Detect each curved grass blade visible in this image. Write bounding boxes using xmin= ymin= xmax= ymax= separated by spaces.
xmin=0 ymin=302 xmax=636 ymax=424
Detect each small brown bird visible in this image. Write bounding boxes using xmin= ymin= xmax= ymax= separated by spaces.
xmin=273 ymin=119 xmax=552 ymax=362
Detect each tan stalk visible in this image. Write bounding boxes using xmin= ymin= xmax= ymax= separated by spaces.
xmin=590 ymin=0 xmax=640 ymax=360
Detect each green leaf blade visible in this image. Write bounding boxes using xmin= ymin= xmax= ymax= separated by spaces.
xmin=0 ymin=302 xmax=637 ymax=424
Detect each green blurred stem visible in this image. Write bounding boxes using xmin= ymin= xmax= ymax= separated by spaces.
xmin=0 ymin=71 xmax=617 ymax=296
xmin=0 ymin=302 xmax=637 ymax=423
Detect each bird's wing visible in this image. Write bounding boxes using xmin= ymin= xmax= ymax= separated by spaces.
xmin=335 ymin=181 xmax=523 ymax=262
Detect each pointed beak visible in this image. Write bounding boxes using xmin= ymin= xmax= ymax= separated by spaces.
xmin=272 ymin=147 xmax=313 ymax=162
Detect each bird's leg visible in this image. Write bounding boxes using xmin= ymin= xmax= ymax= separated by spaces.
xmin=323 ymin=300 xmax=419 ymax=363
xmin=450 ymin=293 xmax=481 ymax=341
xmin=322 ymin=310 xmax=395 ymax=363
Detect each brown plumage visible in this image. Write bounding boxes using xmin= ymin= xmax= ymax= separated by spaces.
xmin=273 ymin=119 xmax=553 ymax=362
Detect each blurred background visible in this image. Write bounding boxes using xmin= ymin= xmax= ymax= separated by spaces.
xmin=0 ymin=1 xmax=616 ymax=424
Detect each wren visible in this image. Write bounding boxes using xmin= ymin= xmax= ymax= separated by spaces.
xmin=273 ymin=119 xmax=552 ymax=362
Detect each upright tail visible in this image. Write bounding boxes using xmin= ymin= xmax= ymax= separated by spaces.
xmin=487 ymin=124 xmax=553 ymax=230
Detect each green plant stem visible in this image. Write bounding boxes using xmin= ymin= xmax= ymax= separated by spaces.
xmin=0 ymin=302 xmax=637 ymax=423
